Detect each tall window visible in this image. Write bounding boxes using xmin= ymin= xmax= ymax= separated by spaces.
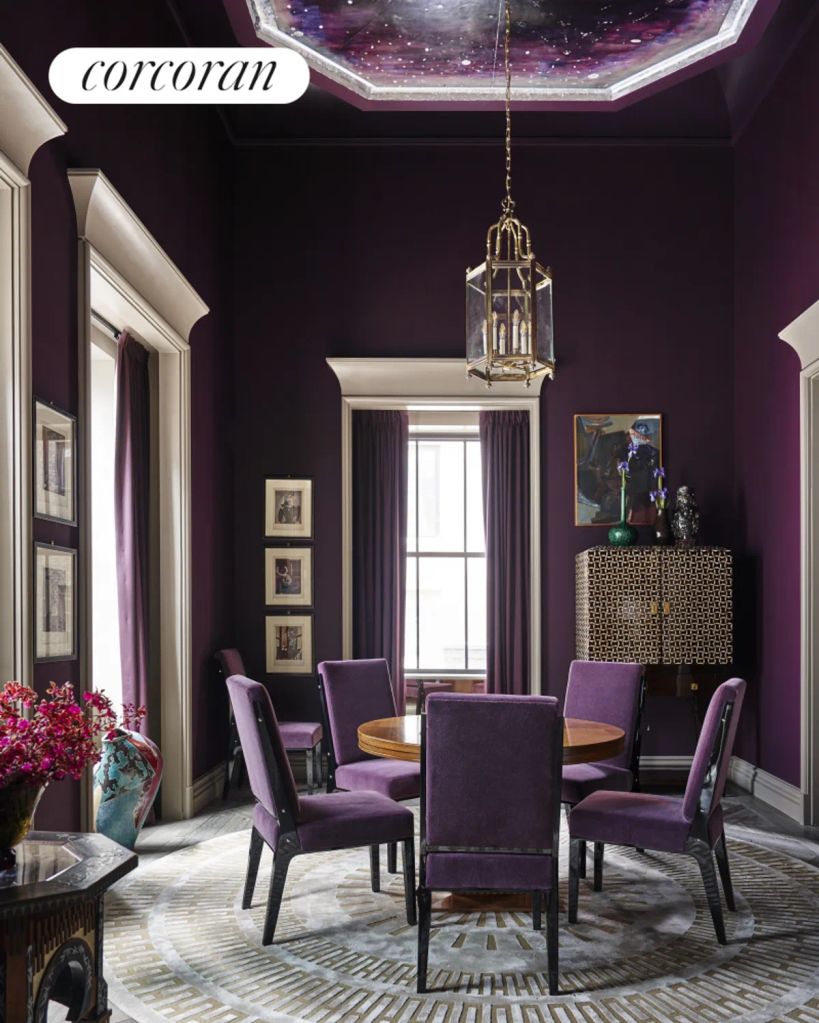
xmin=405 ymin=432 xmax=486 ymax=674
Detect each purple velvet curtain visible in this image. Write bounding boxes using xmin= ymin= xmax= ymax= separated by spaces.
xmin=352 ymin=410 xmax=409 ymax=711
xmin=114 ymin=332 xmax=151 ymax=732
xmin=480 ymin=410 xmax=531 ymax=695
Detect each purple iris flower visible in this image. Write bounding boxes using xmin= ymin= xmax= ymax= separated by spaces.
xmin=654 ymin=466 xmax=666 ymax=479
xmin=658 ymin=488 xmax=668 ymax=500
xmin=628 ymin=441 xmax=640 ymax=455
xmin=649 ymin=490 xmax=657 ymax=502
xmin=617 ymin=460 xmax=629 ymax=473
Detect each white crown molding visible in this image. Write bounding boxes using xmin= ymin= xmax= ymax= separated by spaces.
xmin=780 ymin=297 xmax=819 ymax=370
xmin=68 ymin=169 xmax=209 ymax=345
xmin=0 ymin=45 xmax=66 ymax=176
xmin=326 ymin=357 xmax=548 ymax=399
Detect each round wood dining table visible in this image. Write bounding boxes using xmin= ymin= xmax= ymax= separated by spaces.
xmin=358 ymin=714 xmax=625 ymax=765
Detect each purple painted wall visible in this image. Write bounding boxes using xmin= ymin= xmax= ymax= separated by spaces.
xmin=232 ymin=142 xmax=735 ymax=754
xmin=1 ymin=0 xmax=234 ymax=826
xmin=733 ymin=10 xmax=819 ymax=787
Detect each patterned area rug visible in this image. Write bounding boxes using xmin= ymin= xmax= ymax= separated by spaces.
xmin=105 ymin=817 xmax=819 ymax=1023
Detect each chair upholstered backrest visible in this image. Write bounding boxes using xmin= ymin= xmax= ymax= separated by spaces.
xmin=564 ymin=660 xmax=643 ymax=770
xmin=225 ymin=675 xmax=300 ymax=820
xmin=682 ymin=678 xmax=747 ymax=824
xmin=424 ymin=692 xmax=562 ymax=852
xmin=318 ymin=659 xmax=397 ymax=766
xmin=215 ymin=648 xmax=246 ymax=679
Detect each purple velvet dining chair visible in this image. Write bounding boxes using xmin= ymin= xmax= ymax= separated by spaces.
xmin=561 ymin=660 xmax=645 ymax=889
xmin=568 ymin=677 xmax=746 ymax=945
xmin=226 ymin=674 xmax=416 ymax=945
xmin=318 ymin=658 xmax=420 ymax=875
xmin=417 ymin=692 xmax=563 ymax=995
xmin=215 ymin=648 xmax=324 ymax=796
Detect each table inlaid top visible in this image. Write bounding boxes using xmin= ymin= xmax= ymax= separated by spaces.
xmin=358 ymin=714 xmax=624 ymax=765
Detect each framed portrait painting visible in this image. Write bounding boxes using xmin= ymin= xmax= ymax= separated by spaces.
xmin=265 ymin=477 xmax=313 ymax=539
xmin=34 ymin=543 xmax=76 ymax=662
xmin=265 ymin=614 xmax=313 ymax=674
xmin=574 ymin=413 xmax=663 ymax=527
xmin=265 ymin=547 xmax=313 ymax=607
xmin=34 ymin=400 xmax=76 ymax=524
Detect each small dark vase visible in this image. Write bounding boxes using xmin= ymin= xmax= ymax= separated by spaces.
xmin=0 ymin=781 xmax=45 ymax=870
xmin=653 ymin=506 xmax=672 ymax=545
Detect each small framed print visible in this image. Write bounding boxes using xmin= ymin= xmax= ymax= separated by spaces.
xmin=265 ymin=477 xmax=312 ymax=539
xmin=34 ymin=543 xmax=76 ymax=662
xmin=265 ymin=614 xmax=313 ymax=674
xmin=265 ymin=546 xmax=313 ymax=607
xmin=34 ymin=400 xmax=76 ymax=525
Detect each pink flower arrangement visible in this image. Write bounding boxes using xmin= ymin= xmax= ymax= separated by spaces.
xmin=0 ymin=681 xmax=117 ymax=787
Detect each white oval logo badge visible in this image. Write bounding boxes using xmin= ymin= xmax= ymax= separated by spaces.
xmin=49 ymin=48 xmax=309 ymax=104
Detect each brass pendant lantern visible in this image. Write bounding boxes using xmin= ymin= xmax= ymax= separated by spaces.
xmin=466 ymin=0 xmax=554 ymax=387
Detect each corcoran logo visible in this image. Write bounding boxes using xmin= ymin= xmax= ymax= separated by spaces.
xmin=49 ymin=48 xmax=309 ymax=104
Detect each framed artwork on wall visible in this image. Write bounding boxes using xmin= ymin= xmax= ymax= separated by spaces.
xmin=34 ymin=543 xmax=77 ymax=662
xmin=265 ymin=546 xmax=313 ymax=607
xmin=265 ymin=613 xmax=313 ymax=674
xmin=574 ymin=413 xmax=663 ymax=527
xmin=265 ymin=477 xmax=313 ymax=539
xmin=34 ymin=399 xmax=76 ymax=525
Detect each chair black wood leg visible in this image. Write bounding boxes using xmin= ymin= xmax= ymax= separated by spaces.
xmin=546 ymin=887 xmax=559 ymax=996
xmin=242 ymin=827 xmax=263 ymax=909
xmin=402 ymin=839 xmax=416 ymax=925
xmin=532 ymin=891 xmax=542 ymax=931
xmin=262 ymin=849 xmax=294 ymax=945
xmin=690 ymin=842 xmax=727 ymax=944
xmin=314 ymin=743 xmax=323 ymax=787
xmin=417 ymin=887 xmax=432 ymax=993
xmin=568 ymin=839 xmax=580 ymax=924
xmin=305 ymin=748 xmax=315 ymax=795
xmin=593 ymin=842 xmax=604 ymax=892
xmin=387 ymin=841 xmax=398 ymax=874
xmin=714 ymin=829 xmax=736 ymax=911
xmin=578 ymin=838 xmax=587 ymax=878
xmin=370 ymin=845 xmax=380 ymax=892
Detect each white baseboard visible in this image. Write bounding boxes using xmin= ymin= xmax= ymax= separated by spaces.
xmin=190 ymin=764 xmax=224 ymax=817
xmin=729 ymin=757 xmax=804 ymax=825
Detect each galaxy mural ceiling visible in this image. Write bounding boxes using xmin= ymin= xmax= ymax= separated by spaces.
xmin=246 ymin=0 xmax=763 ymax=104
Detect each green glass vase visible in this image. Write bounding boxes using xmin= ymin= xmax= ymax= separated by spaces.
xmin=608 ymin=487 xmax=637 ymax=547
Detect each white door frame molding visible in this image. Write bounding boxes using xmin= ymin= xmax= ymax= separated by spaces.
xmin=327 ymin=357 xmax=544 ymax=695
xmin=780 ymin=296 xmax=819 ymax=826
xmin=69 ymin=169 xmax=208 ymax=822
xmin=0 ymin=47 xmax=66 ymax=686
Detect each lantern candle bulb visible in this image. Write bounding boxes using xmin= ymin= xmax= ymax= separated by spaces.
xmin=512 ymin=309 xmax=520 ymax=353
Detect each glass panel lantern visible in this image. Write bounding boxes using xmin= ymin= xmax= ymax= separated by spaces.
xmin=466 ymin=213 xmax=554 ymax=386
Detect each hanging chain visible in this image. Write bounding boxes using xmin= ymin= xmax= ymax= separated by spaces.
xmin=502 ymin=0 xmax=514 ymax=217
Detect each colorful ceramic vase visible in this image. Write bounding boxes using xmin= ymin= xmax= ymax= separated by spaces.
xmin=94 ymin=729 xmax=163 ymax=850
xmin=0 ymin=781 xmax=45 ymax=869
xmin=608 ymin=487 xmax=637 ymax=547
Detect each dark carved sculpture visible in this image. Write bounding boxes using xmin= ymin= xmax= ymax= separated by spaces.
xmin=671 ymin=485 xmax=700 ymax=545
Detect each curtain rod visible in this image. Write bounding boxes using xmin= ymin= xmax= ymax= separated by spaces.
xmin=91 ymin=311 xmax=121 ymax=340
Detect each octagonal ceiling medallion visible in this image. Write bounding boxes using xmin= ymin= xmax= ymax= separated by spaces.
xmin=246 ymin=0 xmax=762 ymax=104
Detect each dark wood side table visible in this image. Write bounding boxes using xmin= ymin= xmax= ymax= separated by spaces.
xmin=0 ymin=831 xmax=136 ymax=1023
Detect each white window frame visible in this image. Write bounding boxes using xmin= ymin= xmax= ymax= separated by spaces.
xmin=69 ymin=169 xmax=209 ymax=821
xmin=327 ymin=357 xmax=543 ymax=695
xmin=405 ymin=429 xmax=485 ymax=677
xmin=0 ymin=46 xmax=66 ymax=686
